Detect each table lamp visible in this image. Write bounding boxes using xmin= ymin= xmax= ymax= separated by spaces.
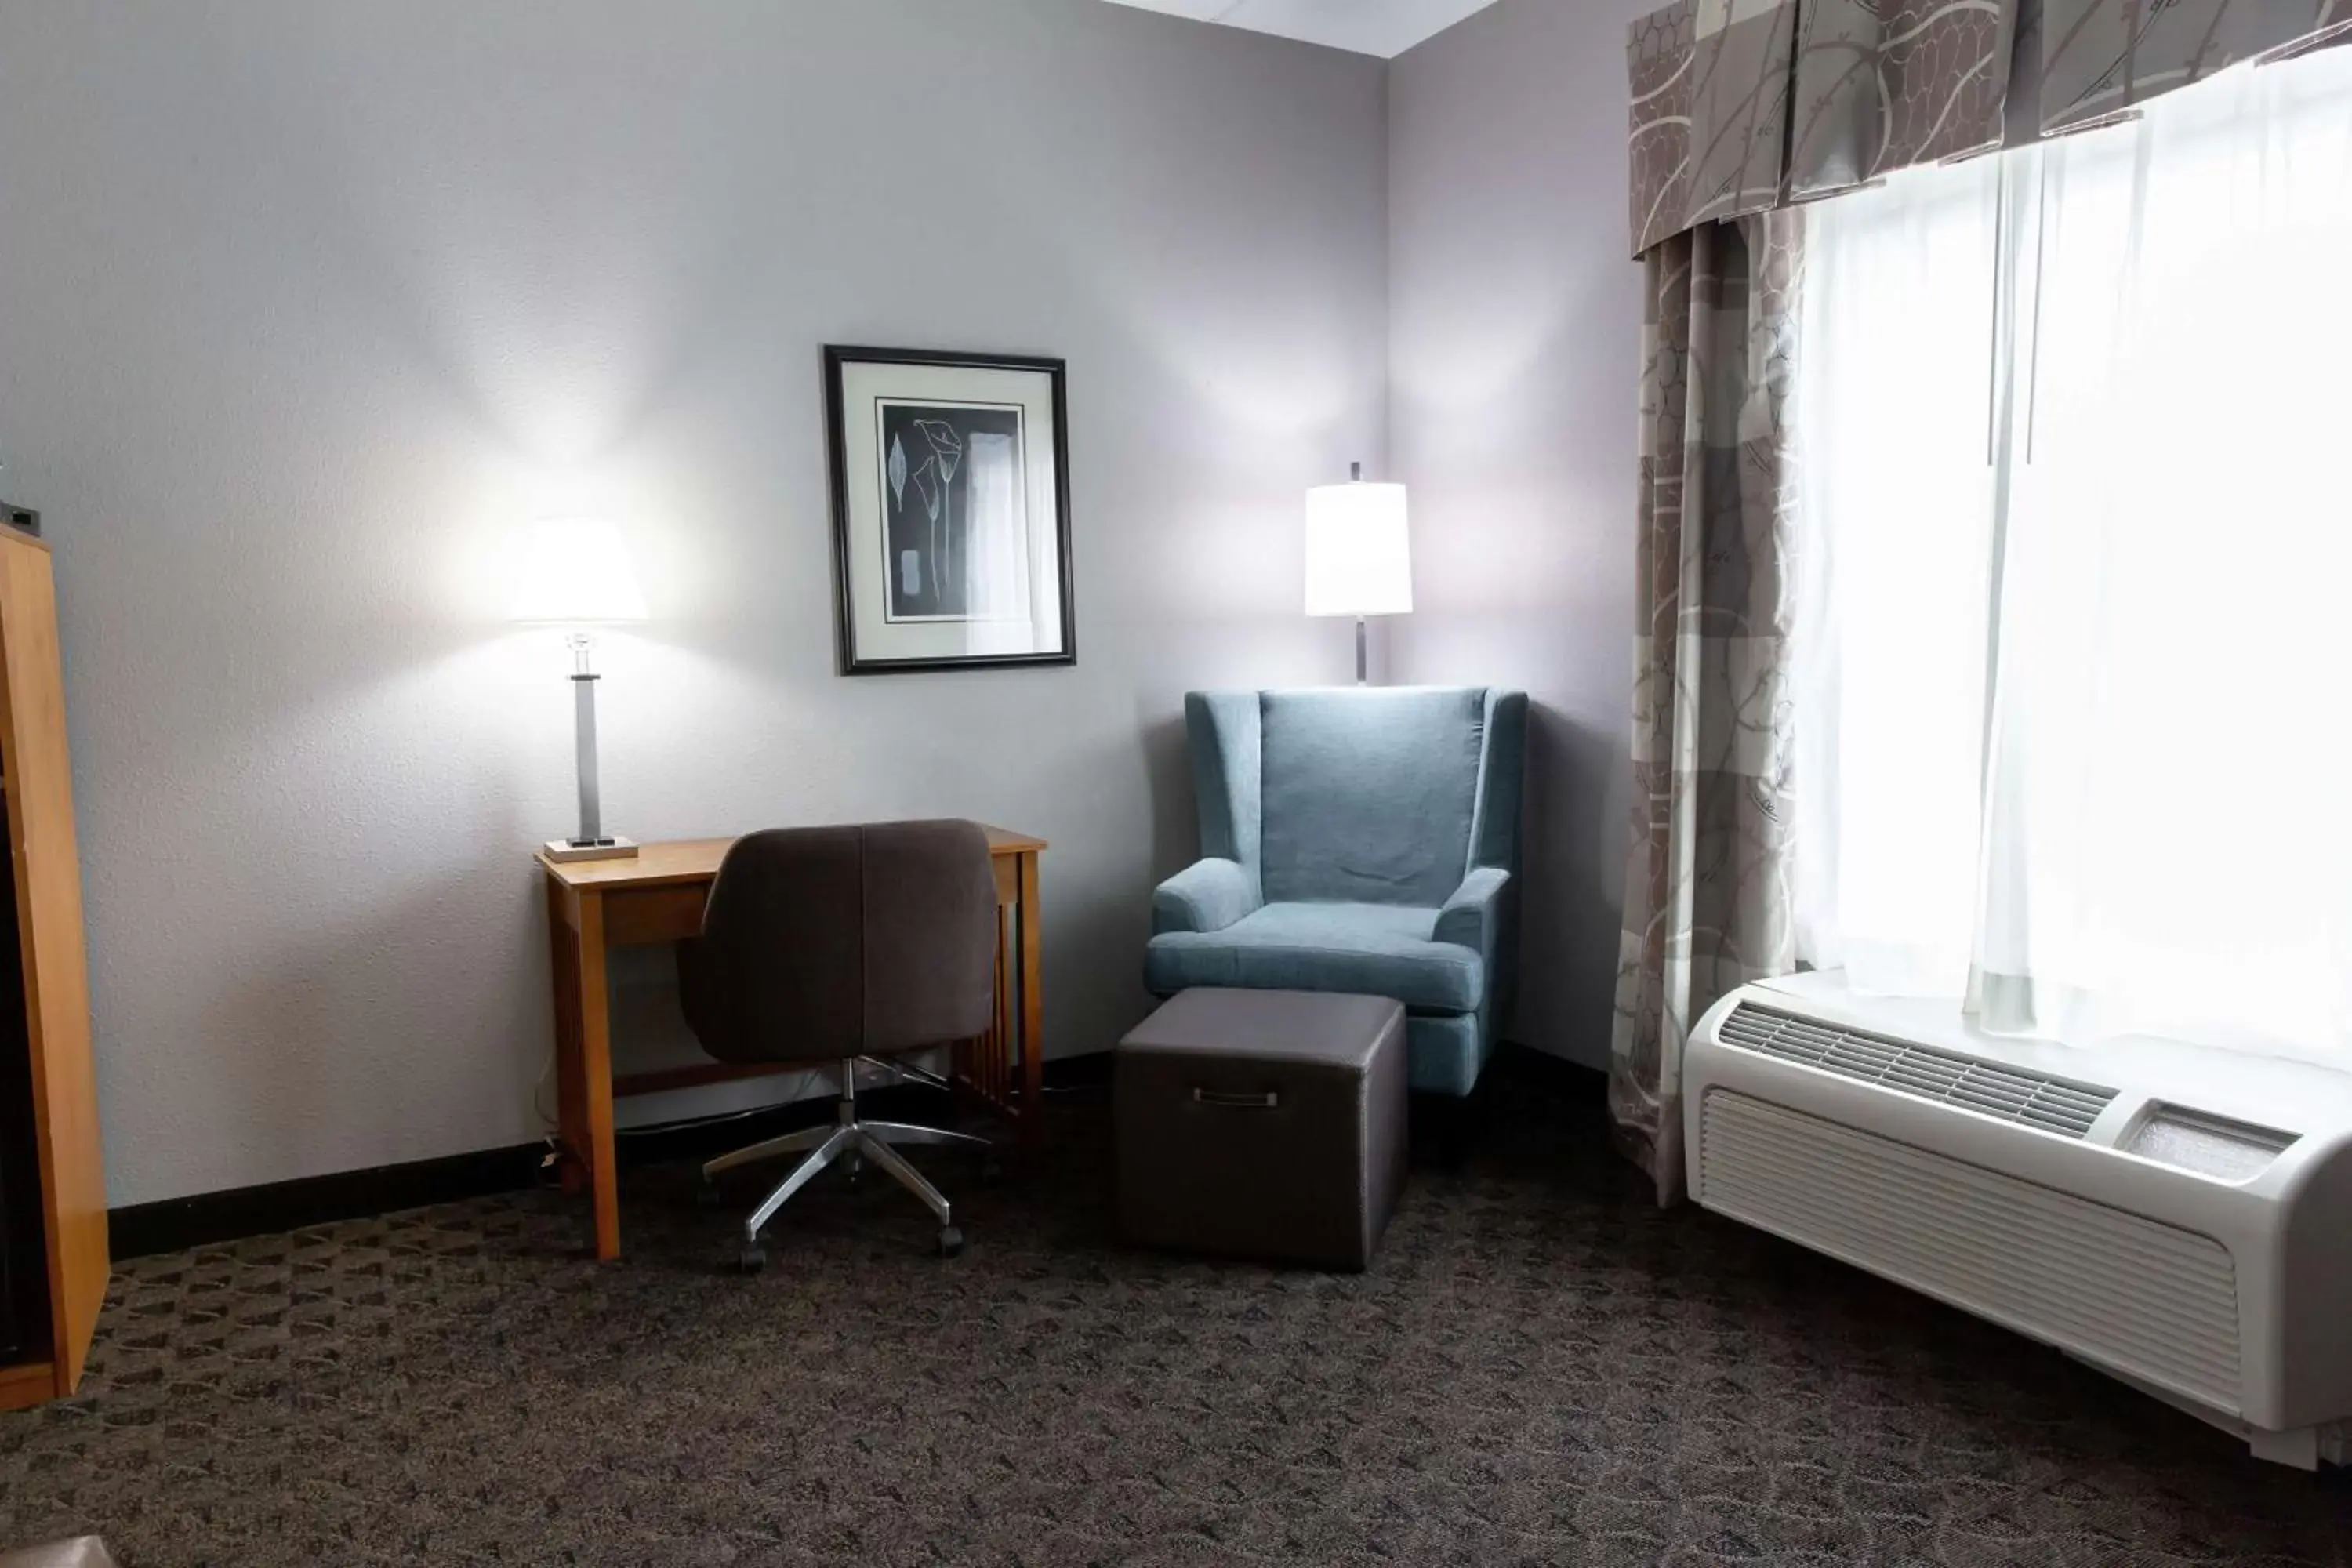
xmin=511 ymin=516 xmax=648 ymax=862
xmin=1304 ymin=463 xmax=1412 ymax=684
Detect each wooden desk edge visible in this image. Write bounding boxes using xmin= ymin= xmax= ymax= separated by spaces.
xmin=538 ymin=825 xmax=1047 ymax=889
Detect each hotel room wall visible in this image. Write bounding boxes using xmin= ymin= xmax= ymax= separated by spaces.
xmin=1388 ymin=0 xmax=1660 ymax=1070
xmin=0 ymin=0 xmax=1390 ymax=1205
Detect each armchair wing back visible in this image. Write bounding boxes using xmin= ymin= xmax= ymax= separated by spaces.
xmin=1150 ymin=687 xmax=1528 ymax=1098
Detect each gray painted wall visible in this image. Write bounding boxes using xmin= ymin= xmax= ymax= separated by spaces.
xmin=0 ymin=0 xmax=1389 ymax=1207
xmin=1388 ymin=0 xmax=1650 ymax=1071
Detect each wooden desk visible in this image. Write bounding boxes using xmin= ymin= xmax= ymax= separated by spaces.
xmin=538 ymin=826 xmax=1047 ymax=1261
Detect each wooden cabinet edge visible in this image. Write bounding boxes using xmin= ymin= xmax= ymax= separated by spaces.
xmin=0 ymin=1357 xmax=60 ymax=1412
xmin=0 ymin=528 xmax=106 ymax=1402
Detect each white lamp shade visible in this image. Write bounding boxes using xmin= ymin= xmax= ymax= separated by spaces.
xmin=508 ymin=517 xmax=648 ymax=624
xmin=1303 ymin=481 xmax=1411 ymax=618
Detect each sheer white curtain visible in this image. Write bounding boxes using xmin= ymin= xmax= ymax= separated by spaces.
xmin=1792 ymin=155 xmax=2003 ymax=997
xmin=1795 ymin=47 xmax=2352 ymax=1063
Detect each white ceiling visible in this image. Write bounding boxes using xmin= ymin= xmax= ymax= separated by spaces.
xmin=1101 ymin=0 xmax=1501 ymax=59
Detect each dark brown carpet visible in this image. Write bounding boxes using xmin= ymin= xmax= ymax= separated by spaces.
xmin=3 ymin=1054 xmax=2347 ymax=1566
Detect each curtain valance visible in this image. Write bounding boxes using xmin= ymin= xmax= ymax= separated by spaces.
xmin=1627 ymin=0 xmax=2347 ymax=256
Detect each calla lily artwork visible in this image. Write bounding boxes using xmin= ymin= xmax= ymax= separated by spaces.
xmin=825 ymin=347 xmax=1076 ymax=673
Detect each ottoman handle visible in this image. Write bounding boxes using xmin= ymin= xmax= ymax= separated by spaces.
xmin=1192 ymin=1088 xmax=1280 ymax=1109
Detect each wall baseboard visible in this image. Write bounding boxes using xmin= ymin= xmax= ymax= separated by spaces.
xmin=1490 ymin=1039 xmax=1607 ymax=1098
xmin=107 ymin=1049 xmax=1584 ymax=1260
xmin=107 ymin=1061 xmax=1112 ymax=1261
xmin=109 ymin=1143 xmax=549 ymax=1261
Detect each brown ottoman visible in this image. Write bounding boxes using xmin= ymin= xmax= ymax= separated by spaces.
xmin=1116 ymin=988 xmax=1408 ymax=1270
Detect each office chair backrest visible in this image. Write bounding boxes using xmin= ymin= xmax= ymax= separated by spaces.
xmin=677 ymin=819 xmax=996 ymax=1064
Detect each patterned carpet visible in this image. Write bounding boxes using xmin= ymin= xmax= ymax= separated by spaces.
xmin=3 ymin=1054 xmax=2348 ymax=1566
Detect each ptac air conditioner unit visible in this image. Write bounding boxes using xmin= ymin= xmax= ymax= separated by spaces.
xmin=1685 ymin=972 xmax=2352 ymax=1468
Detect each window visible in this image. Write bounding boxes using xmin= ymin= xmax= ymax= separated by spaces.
xmin=1791 ymin=48 xmax=2352 ymax=1064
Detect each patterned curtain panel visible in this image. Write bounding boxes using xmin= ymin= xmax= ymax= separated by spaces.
xmin=1610 ymin=212 xmax=1805 ymax=1204
xmin=1629 ymin=0 xmax=1803 ymax=256
xmin=2040 ymin=0 xmax=2346 ymax=130
xmin=1788 ymin=0 xmax=2020 ymax=198
xmin=1628 ymin=0 xmax=2347 ymax=251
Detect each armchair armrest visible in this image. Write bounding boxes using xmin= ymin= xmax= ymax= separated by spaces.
xmin=1152 ymin=858 xmax=1259 ymax=935
xmin=1432 ymin=866 xmax=1512 ymax=953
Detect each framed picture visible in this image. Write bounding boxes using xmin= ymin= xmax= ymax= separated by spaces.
xmin=823 ymin=345 xmax=1076 ymax=674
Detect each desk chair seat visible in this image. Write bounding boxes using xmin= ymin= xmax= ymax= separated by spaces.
xmin=677 ymin=820 xmax=999 ymax=1267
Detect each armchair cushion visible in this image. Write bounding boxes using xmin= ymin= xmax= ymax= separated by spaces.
xmin=1151 ymin=858 xmax=1260 ymax=935
xmin=1145 ymin=901 xmax=1485 ymax=1014
xmin=1259 ymin=688 xmax=1486 ymax=907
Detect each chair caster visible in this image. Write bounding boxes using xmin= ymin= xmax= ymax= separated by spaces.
xmin=736 ymin=1244 xmax=767 ymax=1275
xmin=695 ymin=1181 xmax=722 ymax=1209
xmin=937 ymin=1226 xmax=964 ymax=1259
xmin=845 ymin=1152 xmax=862 ymax=1187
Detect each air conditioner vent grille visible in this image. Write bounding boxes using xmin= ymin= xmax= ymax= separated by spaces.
xmin=1719 ymin=1004 xmax=2118 ymax=1140
xmin=1697 ymin=1092 xmax=2241 ymax=1413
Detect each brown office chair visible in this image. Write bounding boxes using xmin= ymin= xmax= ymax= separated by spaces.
xmin=677 ymin=819 xmax=999 ymax=1268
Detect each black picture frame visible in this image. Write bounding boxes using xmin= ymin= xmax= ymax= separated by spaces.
xmin=823 ymin=344 xmax=1076 ymax=675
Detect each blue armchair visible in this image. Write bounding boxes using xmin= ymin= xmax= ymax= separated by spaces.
xmin=1145 ymin=687 xmax=1527 ymax=1098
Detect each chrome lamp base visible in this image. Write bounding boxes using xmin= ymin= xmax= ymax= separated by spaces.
xmin=541 ymin=835 xmax=639 ymax=864
xmin=542 ymin=631 xmax=636 ymax=864
xmin=702 ymin=1058 xmax=995 ymax=1269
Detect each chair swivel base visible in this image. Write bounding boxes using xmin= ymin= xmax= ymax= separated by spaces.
xmin=702 ymin=1059 xmax=994 ymax=1268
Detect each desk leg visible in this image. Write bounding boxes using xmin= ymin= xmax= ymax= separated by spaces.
xmin=1018 ymin=849 xmax=1044 ymax=1154
xmin=546 ymin=878 xmax=588 ymax=1196
xmin=546 ymin=880 xmax=621 ymax=1261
